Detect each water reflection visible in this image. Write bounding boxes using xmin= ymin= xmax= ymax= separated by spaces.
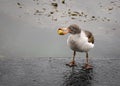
xmin=63 ymin=66 xmax=93 ymax=86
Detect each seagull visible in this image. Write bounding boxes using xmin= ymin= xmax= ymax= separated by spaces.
xmin=58 ymin=24 xmax=94 ymax=69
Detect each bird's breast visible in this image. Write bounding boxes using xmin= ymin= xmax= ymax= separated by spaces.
xmin=67 ymin=34 xmax=94 ymax=52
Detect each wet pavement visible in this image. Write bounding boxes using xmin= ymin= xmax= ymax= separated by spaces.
xmin=0 ymin=57 xmax=120 ymax=86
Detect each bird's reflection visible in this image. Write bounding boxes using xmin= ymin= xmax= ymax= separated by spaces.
xmin=63 ymin=66 xmax=93 ymax=86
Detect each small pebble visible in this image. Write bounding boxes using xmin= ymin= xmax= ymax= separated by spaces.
xmin=92 ymin=16 xmax=95 ymax=18
xmin=50 ymin=12 xmax=54 ymax=14
xmin=108 ymin=7 xmax=113 ymax=11
xmin=17 ymin=2 xmax=21 ymax=6
xmin=62 ymin=0 xmax=65 ymax=4
xmin=51 ymin=3 xmax=58 ymax=8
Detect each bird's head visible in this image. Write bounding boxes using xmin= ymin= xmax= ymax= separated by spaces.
xmin=57 ymin=24 xmax=81 ymax=35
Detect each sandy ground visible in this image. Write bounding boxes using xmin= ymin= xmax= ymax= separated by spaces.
xmin=0 ymin=57 xmax=120 ymax=86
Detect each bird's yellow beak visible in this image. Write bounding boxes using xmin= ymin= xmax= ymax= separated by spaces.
xmin=57 ymin=28 xmax=69 ymax=35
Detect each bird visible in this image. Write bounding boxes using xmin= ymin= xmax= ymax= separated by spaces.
xmin=58 ymin=24 xmax=94 ymax=69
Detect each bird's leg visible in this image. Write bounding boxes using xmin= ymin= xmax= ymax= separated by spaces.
xmin=66 ymin=51 xmax=76 ymax=67
xmin=86 ymin=52 xmax=89 ymax=64
xmin=84 ymin=52 xmax=92 ymax=69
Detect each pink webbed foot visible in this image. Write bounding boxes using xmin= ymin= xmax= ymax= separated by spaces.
xmin=83 ymin=64 xmax=93 ymax=69
xmin=66 ymin=61 xmax=77 ymax=67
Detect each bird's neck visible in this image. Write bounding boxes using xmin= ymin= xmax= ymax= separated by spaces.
xmin=70 ymin=34 xmax=80 ymax=40
xmin=71 ymin=33 xmax=80 ymax=37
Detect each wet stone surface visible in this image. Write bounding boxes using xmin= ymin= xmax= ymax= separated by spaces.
xmin=0 ymin=57 xmax=120 ymax=86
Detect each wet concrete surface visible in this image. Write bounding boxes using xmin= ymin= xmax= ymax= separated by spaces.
xmin=0 ymin=57 xmax=120 ymax=86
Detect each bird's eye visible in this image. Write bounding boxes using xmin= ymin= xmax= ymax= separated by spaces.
xmin=71 ymin=29 xmax=73 ymax=31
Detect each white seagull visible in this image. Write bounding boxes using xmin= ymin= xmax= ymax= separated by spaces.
xmin=58 ymin=24 xmax=94 ymax=69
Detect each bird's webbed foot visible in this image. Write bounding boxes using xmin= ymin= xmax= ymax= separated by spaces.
xmin=66 ymin=61 xmax=77 ymax=67
xmin=83 ymin=63 xmax=93 ymax=69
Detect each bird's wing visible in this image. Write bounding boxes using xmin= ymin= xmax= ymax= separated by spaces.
xmin=84 ymin=30 xmax=94 ymax=44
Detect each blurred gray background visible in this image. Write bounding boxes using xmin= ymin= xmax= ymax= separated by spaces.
xmin=0 ymin=0 xmax=120 ymax=58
